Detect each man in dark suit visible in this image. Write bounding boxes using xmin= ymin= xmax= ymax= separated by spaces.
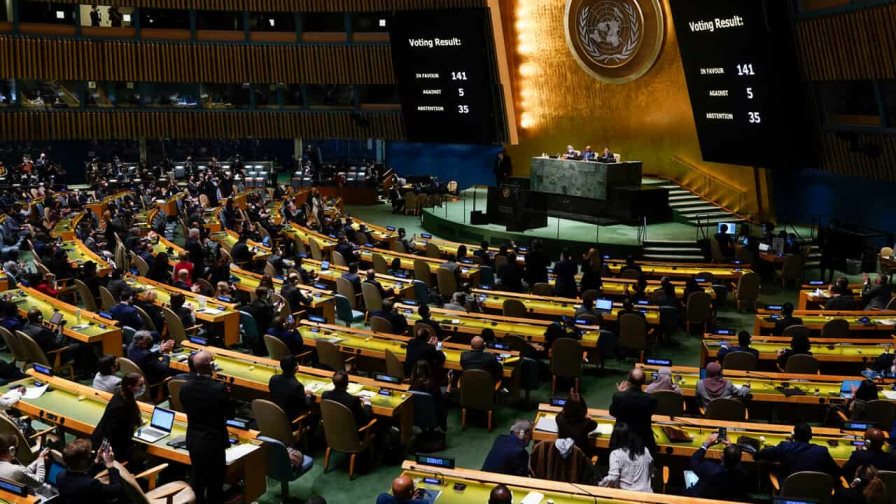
xmin=404 ymin=326 xmax=445 ymax=376
xmin=687 ymin=434 xmax=751 ymax=501
xmin=497 ymin=252 xmax=523 ymax=293
xmin=826 ymin=292 xmax=857 ymax=310
xmin=244 ymin=287 xmax=278 ymax=353
xmin=714 ymin=224 xmax=734 ymax=258
xmin=494 ymin=149 xmax=512 ymax=187
xmin=230 ymin=234 xmax=252 ymax=265
xmin=180 ymin=350 xmax=234 ymax=504
xmin=474 ymin=241 xmax=492 ymax=267
xmin=774 ymin=302 xmax=804 ymax=335
xmin=597 ymin=146 xmax=615 ymax=163
xmin=369 ymin=299 xmax=408 ymax=335
xmin=109 ymin=289 xmax=143 ymax=331
xmin=341 ymin=262 xmax=362 ymax=294
xmin=184 ymin=228 xmax=206 ymax=280
xmin=609 ymin=368 xmax=658 ymax=452
xmin=21 ymin=309 xmax=65 ymax=356
xmin=126 ymin=331 xmax=175 ymax=384
xmin=461 ymin=336 xmax=503 ymax=382
xmin=363 ymin=269 xmax=388 ymax=299
xmin=481 ymin=419 xmax=533 ymax=476
xmin=754 ymin=423 xmax=840 ymax=479
xmin=862 ymin=273 xmax=893 ymax=310
xmin=321 ymin=370 xmax=372 ymax=428
xmin=280 ymin=273 xmax=311 ymax=313
xmin=334 ymin=235 xmax=358 ymax=265
xmin=415 ymin=305 xmax=443 ymax=339
xmin=269 ymin=356 xmax=312 ymax=423
xmin=57 ymin=438 xmax=123 ymax=503
xmin=841 ymin=427 xmax=896 ymax=480
xmin=717 ymin=331 xmax=760 ymax=361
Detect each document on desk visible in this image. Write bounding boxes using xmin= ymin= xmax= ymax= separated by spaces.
xmin=23 ymin=384 xmax=49 ymax=400
xmin=520 ymin=491 xmax=545 ymax=504
xmin=534 ymin=416 xmax=558 ymax=433
xmin=883 ymin=390 xmax=896 ymax=400
xmin=225 ymin=443 xmax=259 ymax=464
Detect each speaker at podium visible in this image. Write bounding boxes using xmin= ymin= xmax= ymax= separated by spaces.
xmin=487 ymin=185 xmax=547 ymax=232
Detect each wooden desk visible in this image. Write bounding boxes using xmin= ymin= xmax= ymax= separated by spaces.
xmin=798 ymin=287 xmax=865 ymax=310
xmin=86 ymin=190 xmax=134 ymax=222
xmin=754 ymin=309 xmax=896 ymax=335
xmin=296 ymin=320 xmax=518 ymax=378
xmin=700 ymin=333 xmax=893 ymax=370
xmin=532 ymin=404 xmax=864 ymax=466
xmin=124 ymin=276 xmax=240 ymax=346
xmin=60 ymin=239 xmax=112 ymax=277
xmin=155 ymin=192 xmax=186 ymax=217
xmin=3 ymin=286 xmax=123 ymax=356
xmin=472 ymin=288 xmax=661 ymax=324
xmin=358 ymin=246 xmax=482 ymax=284
xmin=283 ymin=223 xmax=338 ymax=254
xmin=603 ymin=259 xmax=748 ymax=281
xmin=14 ymin=371 xmax=265 ymax=502
xmin=211 ymin=229 xmax=271 ymax=262
xmin=394 ymin=302 xmax=601 ymax=350
xmin=228 ymin=265 xmax=336 ymax=323
xmin=169 ymin=341 xmax=415 ymax=442
xmin=397 ymin=459 xmax=741 ymax=504
xmin=151 ymin=235 xmax=186 ymax=256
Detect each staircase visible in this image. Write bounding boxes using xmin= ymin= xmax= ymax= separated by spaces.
xmin=642 ymin=239 xmax=706 ymax=262
xmin=643 ymin=177 xmax=746 ymax=227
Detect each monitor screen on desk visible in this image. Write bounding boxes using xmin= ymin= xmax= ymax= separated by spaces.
xmin=717 ymin=223 xmax=737 ymax=236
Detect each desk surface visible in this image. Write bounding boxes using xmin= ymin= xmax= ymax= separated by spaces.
xmin=532 ymin=404 xmax=864 ymax=465
xmin=702 ymin=334 xmax=893 ymax=364
xmin=472 ymin=288 xmax=661 ymax=323
xmin=755 ymin=311 xmax=896 ymax=334
xmin=358 ymin=246 xmax=481 ymax=281
xmin=398 ymin=460 xmax=736 ymax=504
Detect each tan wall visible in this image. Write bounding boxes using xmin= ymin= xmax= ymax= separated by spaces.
xmin=500 ymin=0 xmax=769 ymax=219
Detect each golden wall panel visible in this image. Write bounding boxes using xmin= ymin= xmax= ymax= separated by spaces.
xmin=504 ymin=0 xmax=764 ymax=217
xmin=0 ymin=36 xmax=395 ymax=84
xmin=0 ymin=111 xmax=405 ymax=141
xmin=46 ymin=0 xmax=485 ymax=12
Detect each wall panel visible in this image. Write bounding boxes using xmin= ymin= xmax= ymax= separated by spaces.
xmin=45 ymin=0 xmax=485 ymax=12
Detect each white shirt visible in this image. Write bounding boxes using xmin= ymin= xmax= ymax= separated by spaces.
xmin=599 ymin=448 xmax=653 ymax=492
xmin=93 ymin=373 xmax=122 ymax=393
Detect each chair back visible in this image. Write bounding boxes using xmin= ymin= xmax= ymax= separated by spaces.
xmin=412 ymin=280 xmax=429 ymax=305
xmin=408 ymin=390 xmax=438 ymax=430
xmin=372 ymin=253 xmax=388 ymax=274
xmin=99 ymin=286 xmax=116 ymax=311
xmin=866 ymin=400 xmax=896 ymax=428
xmin=133 ymin=306 xmax=158 ymax=333
xmin=194 ymin=278 xmax=214 ymax=297
xmin=320 ymin=399 xmax=362 ymax=453
xmin=264 ymin=334 xmax=292 ymax=360
xmin=686 ymin=292 xmax=713 ymax=323
xmin=252 ymin=399 xmax=294 ymax=447
xmin=361 ymin=282 xmax=383 ymax=313
xmin=162 ymin=306 xmax=187 ymax=345
xmin=316 ymin=340 xmax=346 ymax=372
xmin=784 ymin=354 xmax=819 ymax=374
xmin=531 ymin=283 xmax=553 ymax=296
xmin=710 ymin=238 xmax=723 ymax=262
xmin=780 ymin=471 xmax=833 ymax=504
xmin=271 ymin=293 xmax=291 ymax=320
xmin=308 ymin=239 xmax=323 ymax=261
xmin=15 ymin=331 xmax=49 ymax=367
xmin=264 ymin=262 xmax=277 ymax=278
xmin=502 ymin=299 xmax=527 ymax=318
xmin=257 ymin=436 xmax=297 ymax=483
xmin=550 ymin=338 xmax=583 ymax=380
xmin=369 ymin=316 xmax=394 ymax=335
xmin=239 ymin=310 xmax=260 ymax=344
xmin=167 ymin=379 xmax=186 ymax=412
xmin=132 ymin=255 xmax=150 ymax=276
xmin=0 ymin=327 xmax=28 ymax=364
xmin=618 ymin=313 xmax=648 ymax=353
xmin=335 ymin=278 xmax=358 ymax=309
xmin=332 ymin=250 xmax=348 ymax=267
xmin=74 ymin=279 xmax=98 ymax=312
xmin=413 ymin=322 xmax=437 ymax=341
xmin=704 ymin=397 xmax=746 ymax=421
xmin=390 ymin=240 xmax=406 ymax=254
xmin=117 ymin=357 xmax=152 ymax=401
xmin=384 ymin=349 xmax=405 ymax=379
xmin=436 ymin=268 xmax=458 ymax=298
xmin=460 ymin=369 xmax=496 ymax=412
xmin=780 ymin=254 xmax=805 ymax=282
xmin=479 ymin=265 xmax=495 ymax=286
xmin=413 ymin=260 xmax=432 ymax=287
xmin=530 ymin=440 xmax=590 ymax=483
xmin=333 ymin=294 xmax=358 ymax=326
xmin=782 ymin=324 xmax=810 ymax=339
xmin=114 ymin=462 xmax=154 ymax=504
xmin=0 ymin=414 xmax=37 ymax=465
xmin=876 ymin=471 xmax=896 ymax=504
xmin=820 ymin=318 xmax=849 ymax=339
xmin=722 ymin=351 xmax=758 ymax=371
xmin=651 ymin=390 xmax=684 ymax=416
xmin=658 ymin=306 xmax=679 ymax=334
xmin=736 ymin=272 xmax=760 ymax=303
xmin=735 ymin=247 xmax=754 ymax=265
xmin=424 ymin=243 xmax=441 ymax=258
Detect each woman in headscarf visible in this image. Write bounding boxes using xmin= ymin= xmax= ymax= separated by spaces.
xmin=695 ymin=362 xmax=750 ymax=408
xmin=644 ymin=367 xmax=681 ymax=395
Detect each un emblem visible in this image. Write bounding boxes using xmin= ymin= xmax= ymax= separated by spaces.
xmin=565 ymin=0 xmax=664 ymax=83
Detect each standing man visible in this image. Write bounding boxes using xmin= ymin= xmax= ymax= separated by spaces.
xmin=494 ymin=148 xmax=512 ymax=187
xmin=180 ymin=350 xmax=234 ymax=504
xmin=609 ymin=368 xmax=658 ymax=452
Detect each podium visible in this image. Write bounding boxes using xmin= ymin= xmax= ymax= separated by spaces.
xmin=487 ymin=185 xmax=547 ymax=232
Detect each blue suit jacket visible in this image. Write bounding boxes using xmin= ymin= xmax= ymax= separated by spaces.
xmin=110 ymin=303 xmax=143 ymax=330
xmin=754 ymin=441 xmax=839 ymax=478
xmin=481 ymin=434 xmax=529 ymax=476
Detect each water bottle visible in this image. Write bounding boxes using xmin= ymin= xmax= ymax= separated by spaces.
xmin=198 ymin=296 xmax=207 ymax=310
xmin=75 ymin=309 xmax=81 ymax=324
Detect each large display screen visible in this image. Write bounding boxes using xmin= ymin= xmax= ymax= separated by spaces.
xmin=669 ymin=0 xmax=813 ymax=167
xmin=388 ymin=8 xmax=506 ymax=145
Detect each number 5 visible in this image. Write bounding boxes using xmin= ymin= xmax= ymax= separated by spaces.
xmin=746 ymin=87 xmax=753 ymax=99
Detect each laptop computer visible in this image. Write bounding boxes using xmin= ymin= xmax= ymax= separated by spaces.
xmin=594 ymin=298 xmax=613 ymax=312
xmin=135 ymin=407 xmax=176 ymax=443
xmin=758 ymin=242 xmax=771 ymax=252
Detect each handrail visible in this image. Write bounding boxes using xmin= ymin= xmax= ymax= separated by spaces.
xmin=670 ymin=156 xmax=748 ymax=195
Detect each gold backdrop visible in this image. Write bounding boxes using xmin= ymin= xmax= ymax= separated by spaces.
xmin=501 ymin=0 xmax=770 ymax=219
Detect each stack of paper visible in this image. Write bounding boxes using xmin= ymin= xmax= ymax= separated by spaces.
xmin=521 ymin=492 xmax=544 ymax=504
xmin=534 ymin=416 xmax=558 ymax=433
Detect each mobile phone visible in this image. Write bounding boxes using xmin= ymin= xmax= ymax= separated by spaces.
xmin=718 ymin=427 xmax=727 ymax=441
xmin=826 ymin=439 xmax=839 ymax=447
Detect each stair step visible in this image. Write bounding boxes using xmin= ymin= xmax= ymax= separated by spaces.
xmin=643 ymin=239 xmax=700 ymax=246
xmin=680 ymin=210 xmax=733 ymax=218
xmin=671 ymin=203 xmax=720 ymax=211
xmin=644 ymin=246 xmax=704 ymax=254
xmin=668 ymin=195 xmax=701 ymax=203
xmin=668 ymin=189 xmax=691 ymax=196
xmin=692 ymin=217 xmax=746 ymax=226
xmin=643 ymin=253 xmax=706 ymax=262
xmin=658 ymin=184 xmax=681 ymax=190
